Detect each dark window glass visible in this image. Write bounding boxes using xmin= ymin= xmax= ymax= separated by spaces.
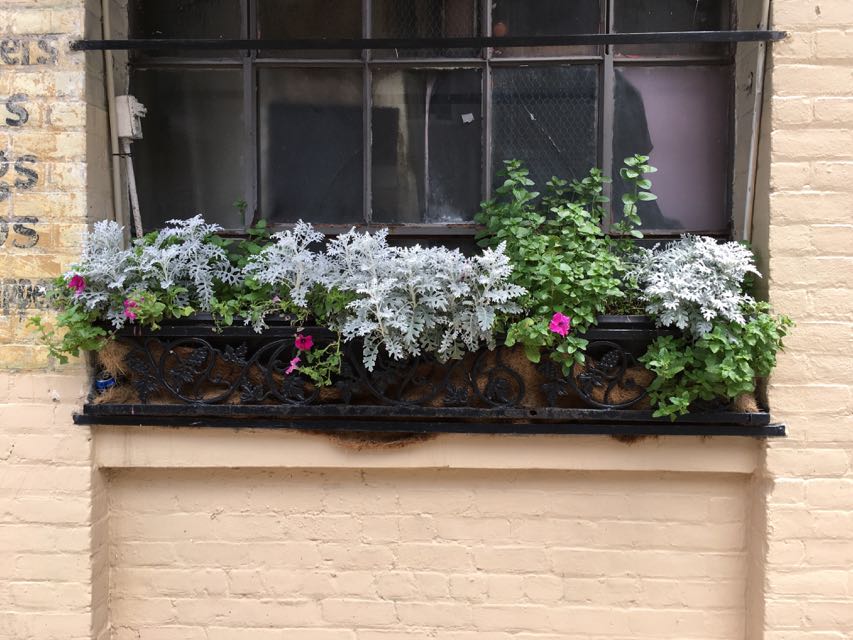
xmin=259 ymin=68 xmax=364 ymax=224
xmin=372 ymin=69 xmax=482 ymax=223
xmin=612 ymin=65 xmax=730 ymax=231
xmin=257 ymin=0 xmax=361 ymax=58
xmin=373 ymin=0 xmax=481 ymax=58
xmin=614 ymin=0 xmax=730 ymax=56
xmin=131 ymin=70 xmax=245 ymax=229
xmin=492 ymin=65 xmax=598 ymax=188
xmin=128 ymin=0 xmax=241 ymax=57
xmin=492 ymin=0 xmax=601 ymax=57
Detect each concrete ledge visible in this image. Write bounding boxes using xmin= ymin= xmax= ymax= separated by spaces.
xmin=92 ymin=426 xmax=761 ymax=474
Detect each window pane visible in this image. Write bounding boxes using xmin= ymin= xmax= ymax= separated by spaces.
xmin=614 ymin=0 xmax=730 ymax=57
xmin=372 ymin=69 xmax=482 ymax=223
xmin=492 ymin=66 xmax=598 ymax=189
xmin=372 ymin=0 xmax=481 ymax=58
xmin=257 ymin=0 xmax=361 ymax=58
xmin=131 ymin=70 xmax=245 ymax=229
xmin=259 ymin=68 xmax=364 ymax=224
xmin=612 ymin=66 xmax=730 ymax=231
xmin=128 ymin=0 xmax=241 ymax=58
xmin=491 ymin=0 xmax=601 ymax=57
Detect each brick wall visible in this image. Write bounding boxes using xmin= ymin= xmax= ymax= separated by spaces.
xmin=0 ymin=0 xmax=852 ymax=639
xmin=0 ymin=2 xmax=103 ymax=639
xmin=108 ymin=468 xmax=752 ymax=640
xmin=761 ymin=1 xmax=853 ymax=637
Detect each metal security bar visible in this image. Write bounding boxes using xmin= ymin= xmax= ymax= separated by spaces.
xmin=71 ymin=30 xmax=785 ymax=52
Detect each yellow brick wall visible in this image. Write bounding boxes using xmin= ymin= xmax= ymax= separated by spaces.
xmin=0 ymin=2 xmax=103 ymax=640
xmin=108 ymin=468 xmax=752 ymax=640
xmin=762 ymin=1 xmax=853 ymax=638
xmin=0 ymin=1 xmax=851 ymax=639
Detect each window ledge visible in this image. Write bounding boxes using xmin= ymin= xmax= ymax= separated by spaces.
xmin=89 ymin=425 xmax=765 ymax=474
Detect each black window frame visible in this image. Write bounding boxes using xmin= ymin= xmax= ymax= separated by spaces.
xmin=127 ymin=0 xmax=737 ymax=240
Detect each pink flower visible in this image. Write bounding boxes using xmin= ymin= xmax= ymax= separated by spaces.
xmin=67 ymin=274 xmax=86 ymax=295
xmin=285 ymin=356 xmax=300 ymax=375
xmin=549 ymin=312 xmax=571 ymax=337
xmin=272 ymin=295 xmax=282 ymax=304
xmin=123 ymin=298 xmax=138 ymax=321
xmin=294 ymin=334 xmax=313 ymax=351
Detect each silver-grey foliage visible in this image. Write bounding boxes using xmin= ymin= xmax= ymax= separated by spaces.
xmin=323 ymin=227 xmax=525 ymax=370
xmin=630 ymin=235 xmax=760 ymax=337
xmin=243 ymin=220 xmax=326 ymax=308
xmin=135 ymin=215 xmax=240 ymax=310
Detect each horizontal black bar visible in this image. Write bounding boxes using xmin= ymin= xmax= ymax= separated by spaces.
xmin=73 ymin=412 xmax=785 ymax=437
xmin=78 ymin=402 xmax=773 ymax=427
xmin=70 ymin=30 xmax=786 ymax=52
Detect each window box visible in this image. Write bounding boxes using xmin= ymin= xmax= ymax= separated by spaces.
xmin=75 ymin=313 xmax=783 ymax=437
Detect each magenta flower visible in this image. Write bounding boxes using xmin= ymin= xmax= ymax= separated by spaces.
xmin=67 ymin=274 xmax=86 ymax=295
xmin=285 ymin=356 xmax=300 ymax=375
xmin=295 ymin=334 xmax=314 ymax=351
xmin=123 ymin=299 xmax=138 ymax=321
xmin=549 ymin=312 xmax=571 ymax=337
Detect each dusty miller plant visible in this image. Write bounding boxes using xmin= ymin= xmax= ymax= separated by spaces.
xmin=629 ymin=235 xmax=761 ymax=338
xmin=243 ymin=221 xmax=327 ymax=309
xmin=134 ymin=215 xmax=241 ymax=312
xmin=324 ymin=227 xmax=524 ymax=370
xmin=64 ymin=219 xmax=136 ymax=317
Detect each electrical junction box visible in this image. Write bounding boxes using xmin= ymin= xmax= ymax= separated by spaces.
xmin=115 ymin=95 xmax=147 ymax=140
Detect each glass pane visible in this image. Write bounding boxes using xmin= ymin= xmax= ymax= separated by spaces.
xmin=257 ymin=0 xmax=361 ymax=58
xmin=259 ymin=68 xmax=364 ymax=224
xmin=614 ymin=0 xmax=730 ymax=57
xmin=492 ymin=66 xmax=598 ymax=189
xmin=372 ymin=69 xmax=482 ymax=223
xmin=491 ymin=0 xmax=601 ymax=57
xmin=373 ymin=0 xmax=480 ymax=58
xmin=612 ymin=66 xmax=730 ymax=231
xmin=128 ymin=0 xmax=241 ymax=58
xmin=131 ymin=70 xmax=245 ymax=229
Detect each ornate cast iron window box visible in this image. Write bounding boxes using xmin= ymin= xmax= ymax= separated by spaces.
xmin=74 ymin=316 xmax=785 ymax=438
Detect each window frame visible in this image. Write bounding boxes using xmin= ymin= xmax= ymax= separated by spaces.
xmin=128 ymin=0 xmax=736 ymax=239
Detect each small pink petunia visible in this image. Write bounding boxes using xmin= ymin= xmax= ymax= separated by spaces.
xmin=123 ymin=299 xmax=138 ymax=321
xmin=294 ymin=333 xmax=314 ymax=351
xmin=285 ymin=356 xmax=300 ymax=375
xmin=272 ymin=295 xmax=282 ymax=304
xmin=67 ymin=274 xmax=86 ymax=295
xmin=549 ymin=312 xmax=571 ymax=337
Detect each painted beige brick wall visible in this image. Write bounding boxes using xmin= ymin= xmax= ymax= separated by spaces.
xmin=0 ymin=2 xmax=103 ymax=640
xmin=108 ymin=468 xmax=751 ymax=640
xmin=0 ymin=0 xmax=851 ymax=639
xmin=761 ymin=1 xmax=853 ymax=638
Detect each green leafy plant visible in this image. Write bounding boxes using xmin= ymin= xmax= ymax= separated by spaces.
xmin=475 ymin=156 xmax=655 ymax=371
xmin=640 ymin=302 xmax=793 ymax=419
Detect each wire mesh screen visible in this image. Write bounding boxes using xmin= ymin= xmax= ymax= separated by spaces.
xmin=491 ymin=65 xmax=599 ymax=189
xmin=372 ymin=0 xmax=482 ymax=57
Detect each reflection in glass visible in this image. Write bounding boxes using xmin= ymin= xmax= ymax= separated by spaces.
xmin=612 ymin=66 xmax=730 ymax=231
xmin=373 ymin=0 xmax=480 ymax=58
xmin=614 ymin=0 xmax=730 ymax=56
xmin=128 ymin=0 xmax=241 ymax=57
xmin=258 ymin=0 xmax=361 ymax=58
xmin=372 ymin=69 xmax=482 ymax=223
xmin=492 ymin=66 xmax=598 ymax=189
xmin=132 ymin=70 xmax=245 ymax=229
xmin=260 ymin=69 xmax=363 ymax=224
xmin=491 ymin=0 xmax=601 ymax=57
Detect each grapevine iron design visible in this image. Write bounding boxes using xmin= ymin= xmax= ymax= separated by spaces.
xmin=116 ymin=329 xmax=649 ymax=410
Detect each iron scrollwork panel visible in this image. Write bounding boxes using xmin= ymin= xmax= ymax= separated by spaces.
xmin=116 ymin=331 xmax=651 ymax=410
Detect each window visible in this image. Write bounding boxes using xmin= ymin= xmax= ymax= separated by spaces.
xmin=128 ymin=0 xmax=733 ymax=237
